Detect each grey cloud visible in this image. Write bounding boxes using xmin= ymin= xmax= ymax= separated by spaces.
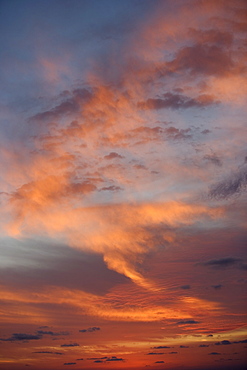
xmin=176 ymin=319 xmax=199 ymax=325
xmin=153 ymin=346 xmax=170 ymax=349
xmin=106 ymin=357 xmax=124 ymax=362
xmin=208 ymin=352 xmax=221 ymax=355
xmin=0 ymin=333 xmax=42 ymax=342
xmin=200 ymin=257 xmax=242 ymax=268
xmin=79 ymin=327 xmax=100 ymax=333
xmin=104 ymin=152 xmax=124 ymax=160
xmin=180 ymin=345 xmax=189 ymax=348
xmin=199 ymin=344 xmax=209 ymax=347
xmin=146 ymin=352 xmax=164 ymax=355
xmin=169 ymin=352 xmax=178 ymax=354
xmin=209 ymin=167 xmax=247 ymax=199
xmin=155 ymin=361 xmax=165 ymax=363
xmin=138 ymin=92 xmax=218 ymax=110
xmin=61 ymin=343 xmax=80 ymax=347
xmin=203 ymin=154 xmax=222 ymax=167
xmin=33 ymin=351 xmax=64 ymax=355
xmin=36 ymin=330 xmax=69 ymax=336
xmin=180 ymin=285 xmax=191 ymax=290
xmin=215 ymin=340 xmax=232 ymax=345
xmin=100 ymin=185 xmax=122 ymax=192
xmin=64 ymin=363 xmax=76 ymax=366
xmin=233 ymin=339 xmax=247 ymax=344
xmin=211 ymin=284 xmax=223 ymax=290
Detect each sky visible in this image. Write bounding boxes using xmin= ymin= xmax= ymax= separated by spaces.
xmin=0 ymin=0 xmax=246 ymax=369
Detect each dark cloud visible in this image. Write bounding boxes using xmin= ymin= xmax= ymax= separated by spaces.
xmin=209 ymin=167 xmax=247 ymax=199
xmin=100 ymin=185 xmax=122 ymax=191
xmin=180 ymin=345 xmax=189 ymax=348
xmin=36 ymin=330 xmax=69 ymax=336
xmin=176 ymin=319 xmax=199 ymax=325
xmin=106 ymin=357 xmax=124 ymax=362
xmin=79 ymin=327 xmax=100 ymax=333
xmin=199 ymin=344 xmax=209 ymax=347
xmin=211 ymin=284 xmax=223 ymax=290
xmin=203 ymin=154 xmax=222 ymax=167
xmin=200 ymin=257 xmax=242 ymax=268
xmin=155 ymin=361 xmax=165 ymax=363
xmin=215 ymin=340 xmax=232 ymax=345
xmin=64 ymin=363 xmax=76 ymax=366
xmin=32 ymin=88 xmax=92 ymax=122
xmin=138 ymin=92 xmax=218 ymax=110
xmin=208 ymin=352 xmax=221 ymax=355
xmin=153 ymin=346 xmax=170 ymax=349
xmin=76 ymin=358 xmax=84 ymax=360
xmin=0 ymin=333 xmax=42 ymax=342
xmin=88 ymin=357 xmax=108 ymax=361
xmin=189 ymin=28 xmax=233 ymax=48
xmin=94 ymin=360 xmax=103 ymax=363
xmin=146 ymin=352 xmax=164 ymax=355
xmin=104 ymin=152 xmax=124 ymax=160
xmin=180 ymin=285 xmax=191 ymax=290
xmin=60 ymin=343 xmax=80 ymax=347
xmin=0 ymin=242 xmax=128 ymax=296
xmin=169 ymin=352 xmax=178 ymax=354
xmin=166 ymin=43 xmax=234 ymax=77
xmin=33 ymin=351 xmax=64 ymax=355
xmin=233 ymin=339 xmax=247 ymax=344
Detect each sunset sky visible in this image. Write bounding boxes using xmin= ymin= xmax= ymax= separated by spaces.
xmin=0 ymin=0 xmax=246 ymax=369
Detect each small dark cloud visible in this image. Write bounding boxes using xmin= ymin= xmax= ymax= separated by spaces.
xmin=76 ymin=358 xmax=83 ymax=360
xmin=203 ymin=154 xmax=222 ymax=167
xmin=100 ymin=185 xmax=122 ymax=192
xmin=64 ymin=363 xmax=76 ymax=366
xmin=138 ymin=92 xmax=218 ymax=111
xmin=180 ymin=285 xmax=191 ymax=290
xmin=208 ymin=352 xmax=221 ymax=355
xmin=104 ymin=152 xmax=124 ymax=160
xmin=94 ymin=360 xmax=103 ymax=363
xmin=169 ymin=352 xmax=178 ymax=354
xmin=201 ymin=129 xmax=211 ymax=134
xmin=79 ymin=327 xmax=100 ymax=333
xmin=0 ymin=333 xmax=42 ymax=342
xmin=199 ymin=344 xmax=209 ymax=347
xmin=36 ymin=330 xmax=69 ymax=336
xmin=146 ymin=352 xmax=164 ymax=355
xmin=207 ymin=334 xmax=213 ymax=337
xmin=209 ymin=167 xmax=247 ymax=199
xmin=233 ymin=339 xmax=247 ymax=344
xmin=176 ymin=319 xmax=199 ymax=325
xmin=33 ymin=351 xmax=64 ymax=355
xmin=200 ymin=257 xmax=241 ymax=269
xmin=155 ymin=361 xmax=165 ymax=363
xmin=106 ymin=357 xmax=124 ymax=362
xmin=60 ymin=343 xmax=80 ymax=347
xmin=153 ymin=346 xmax=170 ymax=349
xmin=211 ymin=284 xmax=222 ymax=290
xmin=87 ymin=357 xmax=108 ymax=361
xmin=180 ymin=345 xmax=189 ymax=348
xmin=215 ymin=340 xmax=232 ymax=345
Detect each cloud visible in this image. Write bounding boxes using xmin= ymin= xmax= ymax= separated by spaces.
xmin=0 ymin=333 xmax=42 ymax=342
xmin=169 ymin=352 xmax=178 ymax=354
xmin=79 ymin=327 xmax=100 ymax=333
xmin=211 ymin=284 xmax=223 ymax=290
xmin=215 ymin=340 xmax=232 ymax=345
xmin=233 ymin=339 xmax=247 ymax=344
xmin=106 ymin=357 xmax=124 ymax=362
xmin=203 ymin=154 xmax=222 ymax=167
xmin=146 ymin=352 xmax=164 ymax=355
xmin=36 ymin=330 xmax=69 ymax=336
xmin=64 ymin=363 xmax=76 ymax=366
xmin=104 ymin=152 xmax=124 ymax=160
xmin=138 ymin=92 xmax=218 ymax=110
xmin=200 ymin=257 xmax=242 ymax=268
xmin=33 ymin=351 xmax=64 ymax=355
xmin=199 ymin=344 xmax=209 ymax=347
xmin=209 ymin=167 xmax=247 ymax=199
xmin=153 ymin=346 xmax=170 ymax=349
xmin=155 ymin=361 xmax=165 ymax=363
xmin=176 ymin=319 xmax=199 ymax=325
xmin=180 ymin=285 xmax=191 ymax=290
xmin=180 ymin=345 xmax=189 ymax=348
xmin=208 ymin=352 xmax=221 ymax=355
xmin=60 ymin=343 xmax=80 ymax=347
